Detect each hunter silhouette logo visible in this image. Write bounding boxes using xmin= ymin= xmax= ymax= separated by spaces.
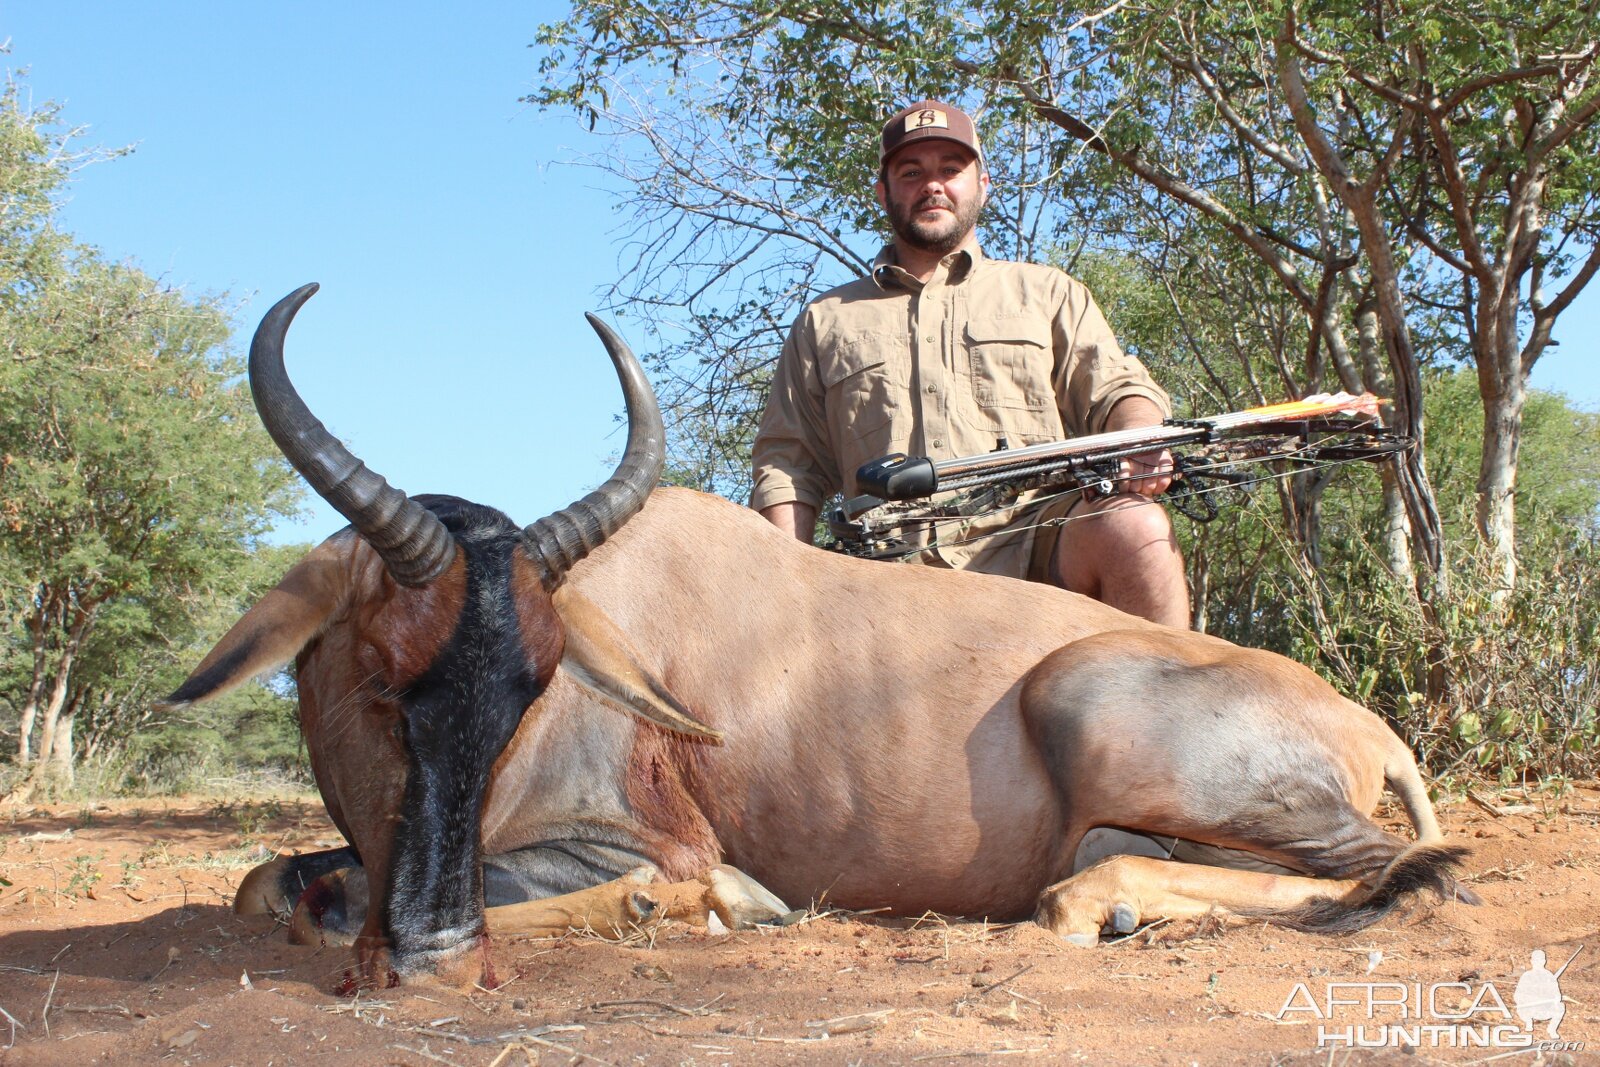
xmin=1515 ymin=947 xmax=1579 ymax=1038
xmin=907 ymin=108 xmax=949 ymax=132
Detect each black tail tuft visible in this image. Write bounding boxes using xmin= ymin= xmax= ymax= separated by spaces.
xmin=1245 ymin=843 xmax=1480 ymax=935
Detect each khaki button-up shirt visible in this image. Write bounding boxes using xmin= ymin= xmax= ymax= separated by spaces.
xmin=750 ymin=245 xmax=1171 ymax=577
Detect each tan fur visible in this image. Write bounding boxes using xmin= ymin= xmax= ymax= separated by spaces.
xmin=521 ymin=490 xmax=1444 ymax=916
xmin=519 ymin=492 xmax=1158 ymax=915
xmin=483 ymin=863 xmax=787 ymax=940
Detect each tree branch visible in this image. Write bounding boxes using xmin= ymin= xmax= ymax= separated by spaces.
xmin=1156 ymin=40 xmax=1307 ymax=175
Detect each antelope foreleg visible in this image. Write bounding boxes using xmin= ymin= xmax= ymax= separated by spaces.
xmin=288 ymin=866 xmax=369 ymax=947
xmin=485 ymin=863 xmax=789 ymax=940
xmin=236 ymin=846 xmax=360 ymax=918
xmin=1037 ymin=855 xmax=1366 ymax=945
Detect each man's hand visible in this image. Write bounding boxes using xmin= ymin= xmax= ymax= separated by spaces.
xmin=1121 ymin=448 xmax=1175 ymax=498
xmin=1104 ymin=395 xmax=1175 ymax=498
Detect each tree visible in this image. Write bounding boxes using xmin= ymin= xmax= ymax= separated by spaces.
xmin=532 ymin=0 xmax=1600 ymax=595
xmin=0 ymin=258 xmax=302 ymax=795
xmin=0 ymin=81 xmax=301 ymax=797
xmin=67 ymin=542 xmax=309 ymax=793
xmin=0 ymin=75 xmax=99 ymax=301
xmin=1266 ymin=4 xmax=1600 ymax=596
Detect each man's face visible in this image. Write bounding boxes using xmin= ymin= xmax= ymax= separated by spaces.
xmin=875 ymin=142 xmax=989 ymax=255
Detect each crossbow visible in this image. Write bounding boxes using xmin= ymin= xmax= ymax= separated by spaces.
xmin=824 ymin=392 xmax=1412 ymax=561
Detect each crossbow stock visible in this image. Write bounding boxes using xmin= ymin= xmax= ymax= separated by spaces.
xmin=825 ymin=392 xmax=1412 ymax=561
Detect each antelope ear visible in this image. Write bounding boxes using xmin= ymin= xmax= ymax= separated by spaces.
xmin=552 ymin=585 xmax=723 ymax=744
xmin=158 ymin=539 xmax=350 ymax=709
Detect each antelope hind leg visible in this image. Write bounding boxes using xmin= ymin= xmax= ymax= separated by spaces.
xmin=1037 ymin=855 xmax=1366 ymax=945
xmin=485 ymin=863 xmax=789 ymax=940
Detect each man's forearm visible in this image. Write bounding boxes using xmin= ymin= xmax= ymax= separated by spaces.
xmin=1104 ymin=395 xmax=1167 ymax=432
xmin=760 ymin=501 xmax=818 ymax=543
xmin=1103 ymin=395 xmax=1174 ymax=497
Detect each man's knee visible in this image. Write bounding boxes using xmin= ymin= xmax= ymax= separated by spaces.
xmin=1078 ymin=494 xmax=1177 ymax=552
xmin=1050 ymin=494 xmax=1183 ymax=592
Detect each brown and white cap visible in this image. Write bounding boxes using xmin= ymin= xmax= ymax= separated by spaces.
xmin=879 ymin=100 xmax=983 ymax=167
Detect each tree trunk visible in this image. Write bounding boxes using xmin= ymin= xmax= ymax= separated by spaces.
xmin=28 ymin=667 xmax=73 ymax=789
xmin=1289 ymin=474 xmax=1325 ymax=571
xmin=15 ymin=614 xmax=50 ymax=766
xmin=1354 ymin=291 xmax=1414 ymax=584
xmin=48 ymin=711 xmax=74 ymax=789
xmin=8 ymin=607 xmax=95 ymax=801
xmin=1277 ymin=34 xmax=1444 ymax=584
xmin=1378 ymin=464 xmax=1414 ymax=583
xmin=16 ymin=695 xmax=37 ymax=766
xmin=1475 ymin=306 xmax=1525 ymax=598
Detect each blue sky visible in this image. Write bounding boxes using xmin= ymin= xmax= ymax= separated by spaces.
xmin=5 ymin=2 xmax=635 ymax=544
xmin=4 ymin=4 xmax=1597 ymax=544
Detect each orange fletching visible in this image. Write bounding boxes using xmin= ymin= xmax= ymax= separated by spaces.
xmin=1246 ymin=392 xmax=1382 ymax=421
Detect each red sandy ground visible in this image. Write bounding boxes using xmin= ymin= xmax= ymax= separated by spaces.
xmin=0 ymin=788 xmax=1595 ymax=1066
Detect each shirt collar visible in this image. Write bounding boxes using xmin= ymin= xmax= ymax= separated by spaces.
xmin=870 ymin=244 xmax=983 ymax=291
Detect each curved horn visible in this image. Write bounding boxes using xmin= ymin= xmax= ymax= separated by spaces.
xmin=250 ymin=283 xmax=455 ymax=587
xmin=523 ymin=314 xmax=664 ymax=588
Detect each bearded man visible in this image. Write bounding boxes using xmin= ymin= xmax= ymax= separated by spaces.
xmin=749 ymin=100 xmax=1190 ymax=627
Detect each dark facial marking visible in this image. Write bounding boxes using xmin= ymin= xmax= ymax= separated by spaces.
xmin=377 ymin=495 xmax=559 ymax=966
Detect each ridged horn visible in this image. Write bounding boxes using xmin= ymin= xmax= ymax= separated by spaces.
xmin=523 ymin=314 xmax=664 ymax=588
xmin=250 ymin=283 xmax=455 ymax=587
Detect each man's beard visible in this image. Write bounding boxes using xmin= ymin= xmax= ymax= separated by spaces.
xmin=885 ymin=188 xmax=982 ymax=255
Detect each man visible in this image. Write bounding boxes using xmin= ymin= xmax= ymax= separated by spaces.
xmin=750 ymin=100 xmax=1189 ymax=628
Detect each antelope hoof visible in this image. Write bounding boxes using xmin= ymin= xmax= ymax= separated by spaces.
xmin=1035 ymin=859 xmax=1143 ymax=945
xmin=290 ymin=868 xmax=369 ymax=947
xmin=701 ymin=865 xmax=790 ymax=929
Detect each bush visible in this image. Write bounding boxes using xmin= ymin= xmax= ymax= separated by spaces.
xmin=1263 ymin=526 xmax=1599 ymax=788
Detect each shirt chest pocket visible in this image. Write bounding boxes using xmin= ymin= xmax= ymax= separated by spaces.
xmin=820 ymin=332 xmax=907 ymax=443
xmin=966 ymin=315 xmax=1054 ymax=412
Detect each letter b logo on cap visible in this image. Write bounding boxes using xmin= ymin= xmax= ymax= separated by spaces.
xmin=908 ymin=109 xmax=950 ymax=132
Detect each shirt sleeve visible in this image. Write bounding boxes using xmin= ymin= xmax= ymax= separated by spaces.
xmin=1053 ymin=278 xmax=1172 ymax=436
xmin=749 ymin=314 xmax=840 ymax=511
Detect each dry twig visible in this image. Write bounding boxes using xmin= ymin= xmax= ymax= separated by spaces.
xmin=807 ymin=1007 xmax=895 ymax=1035
xmin=910 ymin=1048 xmax=1050 ymax=1061
xmin=41 ymin=970 xmax=59 ymax=1037
xmin=0 ymin=1001 xmax=22 ymax=1050
xmin=58 ymin=1005 xmax=141 ymax=1019
xmin=954 ymin=964 xmax=1034 ymax=1012
xmin=589 ymin=997 xmax=722 ymax=1019
xmin=521 ymin=1031 xmax=617 ymax=1065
